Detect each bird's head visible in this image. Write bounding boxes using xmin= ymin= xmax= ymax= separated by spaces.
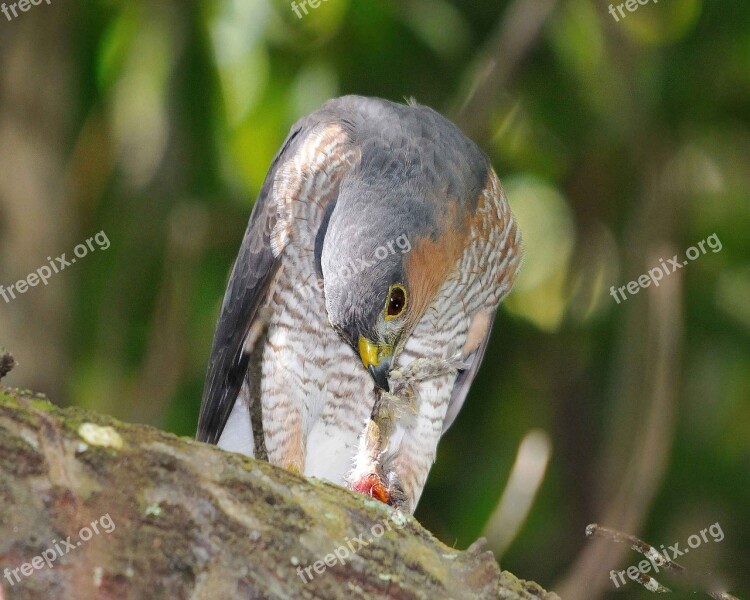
xmin=319 ymin=180 xmax=464 ymax=392
xmin=328 ymin=275 xmax=409 ymax=392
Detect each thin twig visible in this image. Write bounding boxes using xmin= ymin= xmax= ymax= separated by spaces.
xmin=586 ymin=524 xmax=740 ymax=599
xmin=586 ymin=523 xmax=685 ymax=574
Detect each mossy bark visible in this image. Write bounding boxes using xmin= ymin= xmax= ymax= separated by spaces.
xmin=0 ymin=389 xmax=558 ymax=600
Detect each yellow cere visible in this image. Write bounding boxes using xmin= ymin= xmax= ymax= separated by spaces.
xmin=358 ymin=336 xmax=380 ymax=368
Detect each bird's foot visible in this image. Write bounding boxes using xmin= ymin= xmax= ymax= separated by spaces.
xmin=349 ymin=469 xmax=407 ymax=510
xmin=350 ymin=471 xmax=390 ymax=504
xmin=389 ymin=353 xmax=465 ymax=388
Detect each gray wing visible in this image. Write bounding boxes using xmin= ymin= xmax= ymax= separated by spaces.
xmin=442 ymin=312 xmax=496 ymax=433
xmin=197 ymin=121 xmax=311 ymax=444
xmin=197 ymin=97 xmax=391 ymax=445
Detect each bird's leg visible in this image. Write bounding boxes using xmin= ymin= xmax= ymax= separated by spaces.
xmin=348 ymin=388 xmax=412 ymax=508
xmin=265 ymin=408 xmax=306 ymax=476
xmin=382 ymin=354 xmax=464 ymax=512
xmin=388 ymin=354 xmax=465 ymax=386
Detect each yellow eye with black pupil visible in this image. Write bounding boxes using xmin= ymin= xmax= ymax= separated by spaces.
xmin=386 ymin=285 xmax=406 ymax=318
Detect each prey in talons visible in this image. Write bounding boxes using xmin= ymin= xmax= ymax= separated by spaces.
xmin=348 ymin=354 xmax=465 ymax=509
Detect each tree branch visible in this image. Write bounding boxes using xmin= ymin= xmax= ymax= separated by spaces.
xmin=0 ymin=389 xmax=558 ymax=600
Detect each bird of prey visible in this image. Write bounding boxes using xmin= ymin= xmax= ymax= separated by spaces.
xmin=197 ymin=95 xmax=521 ymax=513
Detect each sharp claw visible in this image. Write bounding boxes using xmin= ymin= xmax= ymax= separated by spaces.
xmin=350 ymin=470 xmax=408 ymax=510
xmin=351 ymin=472 xmax=390 ymax=504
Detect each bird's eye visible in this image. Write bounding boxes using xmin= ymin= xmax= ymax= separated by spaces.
xmin=385 ymin=284 xmax=407 ymax=319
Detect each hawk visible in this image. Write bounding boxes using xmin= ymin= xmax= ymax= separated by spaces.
xmin=197 ymin=96 xmax=521 ymax=513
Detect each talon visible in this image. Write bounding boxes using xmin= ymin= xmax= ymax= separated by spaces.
xmin=351 ymin=473 xmax=390 ymax=504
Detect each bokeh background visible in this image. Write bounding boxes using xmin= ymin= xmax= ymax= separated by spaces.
xmin=0 ymin=0 xmax=748 ymax=597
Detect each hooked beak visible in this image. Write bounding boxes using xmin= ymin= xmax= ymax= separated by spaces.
xmin=358 ymin=336 xmax=392 ymax=392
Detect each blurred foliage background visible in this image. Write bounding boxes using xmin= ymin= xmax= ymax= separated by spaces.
xmin=0 ymin=0 xmax=748 ymax=597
